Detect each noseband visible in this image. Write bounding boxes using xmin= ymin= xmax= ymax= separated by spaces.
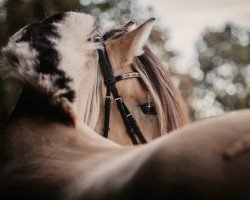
xmin=95 ymin=36 xmax=147 ymax=145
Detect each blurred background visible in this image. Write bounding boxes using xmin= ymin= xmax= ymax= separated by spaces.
xmin=1 ymin=0 xmax=250 ymax=126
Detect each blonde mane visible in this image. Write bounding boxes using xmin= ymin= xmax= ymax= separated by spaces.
xmin=75 ymin=53 xmax=100 ymax=129
xmin=134 ymin=46 xmax=190 ymax=133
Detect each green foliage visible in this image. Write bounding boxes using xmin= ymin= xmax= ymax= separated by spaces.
xmin=191 ymin=24 xmax=250 ymax=119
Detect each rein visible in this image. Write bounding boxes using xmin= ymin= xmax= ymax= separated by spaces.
xmin=95 ymin=36 xmax=147 ymax=145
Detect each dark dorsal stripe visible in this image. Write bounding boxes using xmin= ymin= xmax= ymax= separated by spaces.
xmin=15 ymin=12 xmax=75 ymax=103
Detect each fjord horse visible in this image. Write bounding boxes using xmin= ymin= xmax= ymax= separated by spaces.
xmin=1 ymin=12 xmax=250 ymax=200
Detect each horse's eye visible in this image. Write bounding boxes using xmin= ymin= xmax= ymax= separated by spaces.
xmin=140 ymin=102 xmax=157 ymax=116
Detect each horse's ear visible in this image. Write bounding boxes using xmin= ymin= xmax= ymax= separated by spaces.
xmin=124 ymin=20 xmax=136 ymax=31
xmin=108 ymin=17 xmax=155 ymax=65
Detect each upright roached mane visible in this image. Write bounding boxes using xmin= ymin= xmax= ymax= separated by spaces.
xmin=2 ymin=12 xmax=101 ymax=128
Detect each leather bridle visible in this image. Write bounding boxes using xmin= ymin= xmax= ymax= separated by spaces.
xmin=95 ymin=36 xmax=147 ymax=145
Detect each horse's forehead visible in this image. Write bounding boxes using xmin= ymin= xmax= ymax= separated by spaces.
xmin=115 ymin=78 xmax=148 ymax=103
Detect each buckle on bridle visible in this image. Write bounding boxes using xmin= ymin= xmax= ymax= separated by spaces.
xmin=115 ymin=97 xmax=122 ymax=102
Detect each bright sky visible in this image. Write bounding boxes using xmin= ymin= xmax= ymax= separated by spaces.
xmin=139 ymin=0 xmax=250 ymax=72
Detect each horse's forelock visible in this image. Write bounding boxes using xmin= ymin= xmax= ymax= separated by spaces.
xmin=136 ymin=46 xmax=190 ymax=132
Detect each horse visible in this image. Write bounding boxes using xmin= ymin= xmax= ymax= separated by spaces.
xmin=1 ymin=11 xmax=250 ymax=200
xmin=0 ymin=12 xmax=189 ymax=145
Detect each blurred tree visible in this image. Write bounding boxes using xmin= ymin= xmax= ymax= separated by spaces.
xmin=0 ymin=0 xmax=82 ymax=47
xmin=190 ymin=24 xmax=250 ymax=119
xmin=0 ymin=0 xmax=175 ymax=126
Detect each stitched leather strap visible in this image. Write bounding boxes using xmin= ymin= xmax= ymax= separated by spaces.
xmin=96 ymin=37 xmax=147 ymax=145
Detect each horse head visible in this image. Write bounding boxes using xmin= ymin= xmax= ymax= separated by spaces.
xmin=2 ymin=11 xmax=189 ymax=145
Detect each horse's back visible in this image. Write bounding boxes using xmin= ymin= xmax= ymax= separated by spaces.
xmin=125 ymin=110 xmax=250 ymax=199
xmin=68 ymin=110 xmax=250 ymax=200
xmin=2 ymin=110 xmax=250 ymax=200
xmin=0 ymin=114 xmax=120 ymax=200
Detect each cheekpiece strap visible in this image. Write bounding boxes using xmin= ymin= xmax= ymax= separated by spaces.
xmin=95 ymin=35 xmax=147 ymax=145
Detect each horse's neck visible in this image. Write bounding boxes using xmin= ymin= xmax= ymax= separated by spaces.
xmin=11 ymin=89 xmax=75 ymax=126
xmin=0 ymin=114 xmax=103 ymax=198
xmin=1 ymin=101 xmax=118 ymax=165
